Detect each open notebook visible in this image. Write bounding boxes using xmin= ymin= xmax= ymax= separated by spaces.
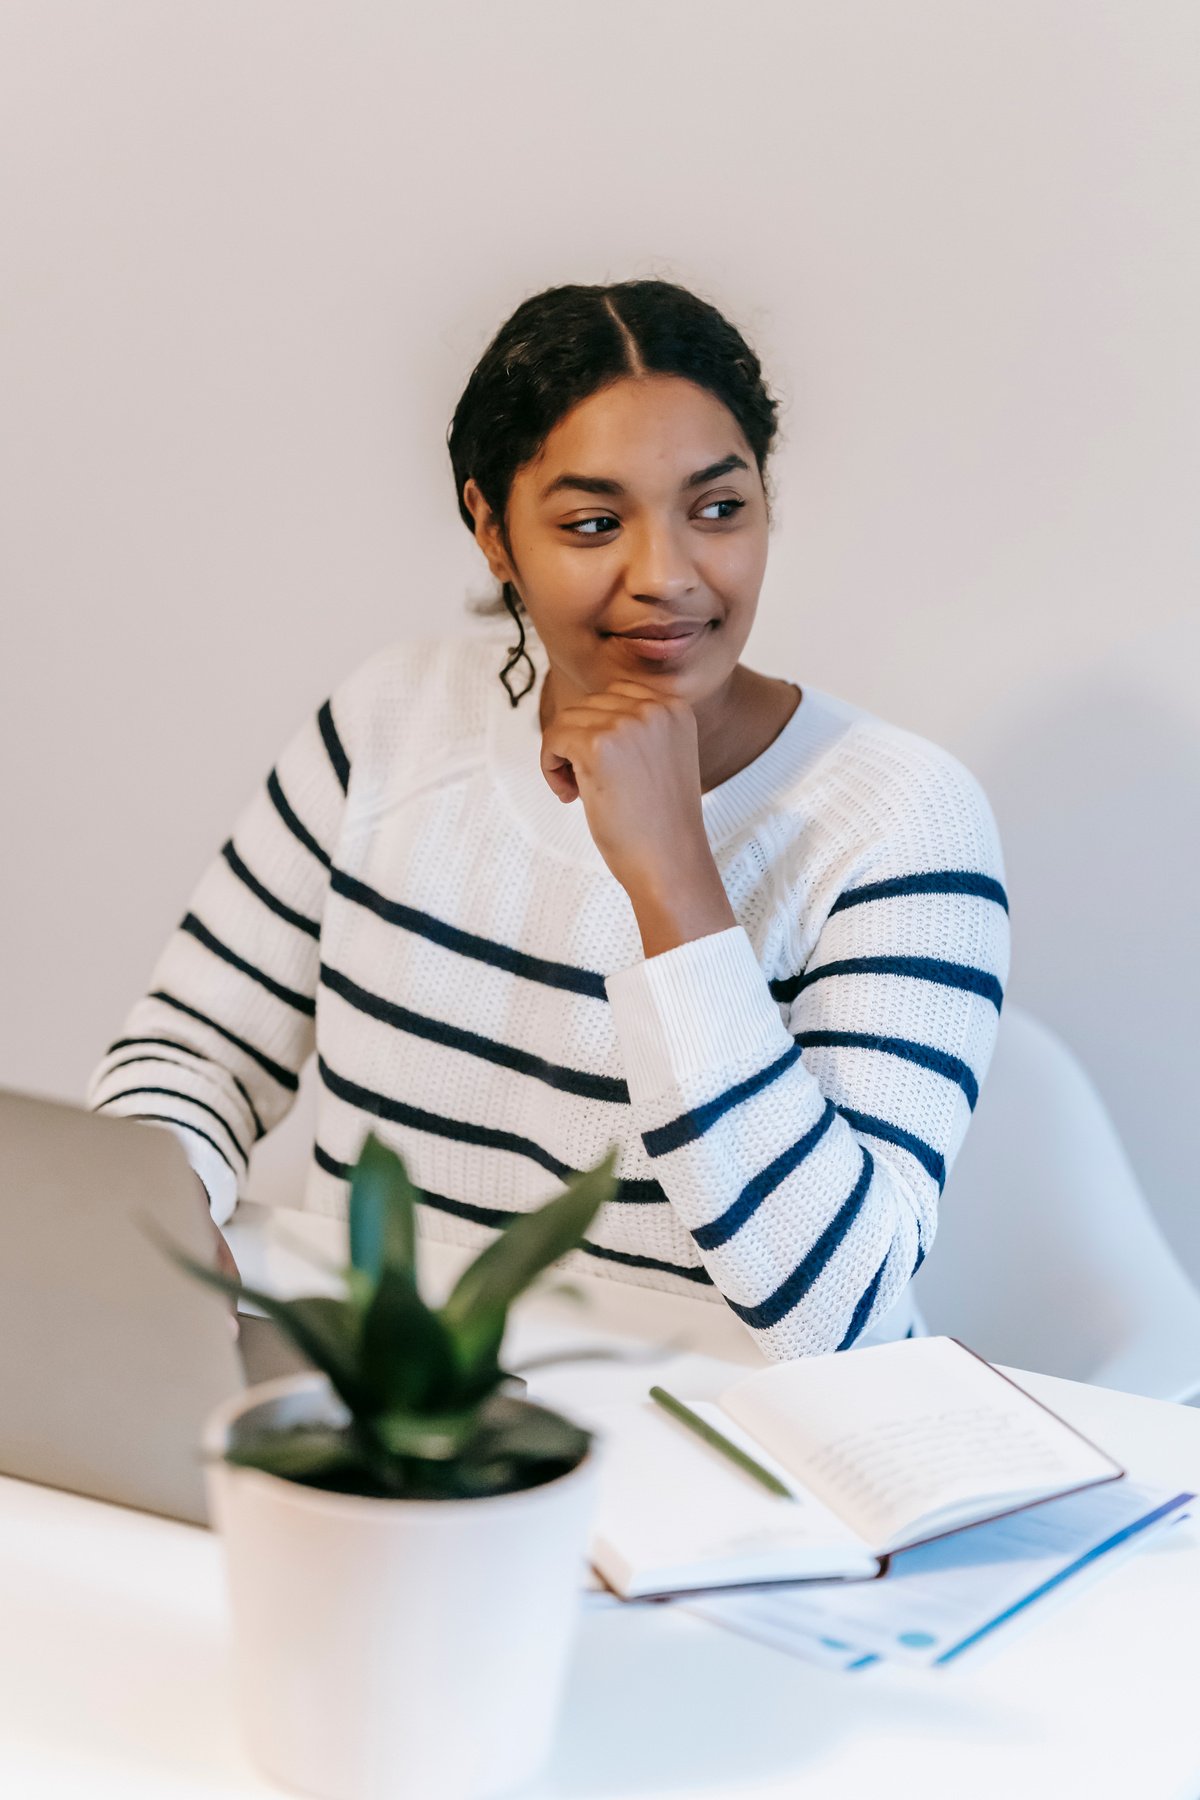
xmin=589 ymin=1337 xmax=1124 ymax=1600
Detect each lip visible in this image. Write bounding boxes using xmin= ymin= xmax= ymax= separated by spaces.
xmin=604 ymin=621 xmax=711 ymax=662
xmin=607 ymin=619 xmax=709 ymax=639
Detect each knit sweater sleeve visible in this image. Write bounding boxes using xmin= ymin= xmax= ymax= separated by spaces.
xmin=83 ymin=670 xmax=368 ymax=1227
xmin=603 ymin=728 xmax=1011 ymax=1361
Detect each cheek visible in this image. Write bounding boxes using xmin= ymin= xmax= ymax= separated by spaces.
xmin=521 ymin=541 xmax=614 ymax=622
xmin=699 ymin=528 xmax=768 ymax=597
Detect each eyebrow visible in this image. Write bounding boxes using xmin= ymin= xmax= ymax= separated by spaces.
xmin=538 ymin=453 xmax=750 ymax=502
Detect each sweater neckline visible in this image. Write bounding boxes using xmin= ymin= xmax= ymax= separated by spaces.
xmin=485 ymin=625 xmax=856 ymax=868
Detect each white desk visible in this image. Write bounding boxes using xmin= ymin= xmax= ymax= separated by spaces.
xmin=1 ymin=1203 xmax=1198 ymax=1800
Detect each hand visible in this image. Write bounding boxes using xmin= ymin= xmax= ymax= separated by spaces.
xmin=541 ymin=678 xmax=738 ymax=956
xmin=540 ymin=680 xmax=712 ymax=895
xmin=196 ymin=1176 xmax=242 ymax=1341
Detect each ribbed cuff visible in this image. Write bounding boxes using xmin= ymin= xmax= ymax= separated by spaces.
xmin=604 ymin=926 xmax=793 ymax=1104
xmin=143 ymin=1119 xmax=239 ymax=1228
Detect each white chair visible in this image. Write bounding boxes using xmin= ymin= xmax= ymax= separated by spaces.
xmin=912 ymin=1003 xmax=1200 ymax=1402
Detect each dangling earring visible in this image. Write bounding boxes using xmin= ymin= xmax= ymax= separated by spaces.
xmin=498 ymin=583 xmax=536 ymax=707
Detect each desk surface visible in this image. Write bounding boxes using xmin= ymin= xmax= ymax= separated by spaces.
xmin=1 ymin=1206 xmax=1198 ymax=1800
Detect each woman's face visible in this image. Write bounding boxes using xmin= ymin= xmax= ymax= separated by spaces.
xmin=464 ymin=374 xmax=770 ymax=707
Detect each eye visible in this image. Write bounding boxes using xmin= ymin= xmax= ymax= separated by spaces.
xmin=562 ymin=498 xmax=746 ymax=538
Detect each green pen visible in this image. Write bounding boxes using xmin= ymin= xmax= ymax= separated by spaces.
xmin=649 ymin=1385 xmax=794 ymax=1499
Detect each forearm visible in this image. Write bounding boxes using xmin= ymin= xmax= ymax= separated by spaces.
xmin=625 ymin=848 xmax=738 ymax=960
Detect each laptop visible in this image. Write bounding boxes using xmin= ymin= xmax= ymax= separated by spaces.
xmin=0 ymin=1087 xmax=313 ymax=1528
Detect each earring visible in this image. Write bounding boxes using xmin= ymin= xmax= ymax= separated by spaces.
xmin=498 ymin=583 xmax=535 ymax=707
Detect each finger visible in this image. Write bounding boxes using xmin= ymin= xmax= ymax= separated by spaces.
xmin=544 ymin=702 xmax=636 ymax=732
xmin=597 ymin=679 xmax=665 ymax=701
xmin=213 ymin=1229 xmax=242 ymax=1286
xmin=540 ymin=752 xmax=579 ymax=802
xmin=563 ymin=688 xmax=654 ymax=712
xmin=539 ymin=717 xmax=616 ymax=775
xmin=543 ymin=767 xmax=578 ymax=802
xmin=604 ymin=681 xmax=693 ymax=719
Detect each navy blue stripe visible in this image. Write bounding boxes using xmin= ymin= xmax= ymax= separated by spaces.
xmin=795 ymin=1030 xmax=979 ymax=1110
xmin=725 ymin=1149 xmax=875 ymax=1331
xmin=267 ymin=769 xmax=331 ymax=870
xmin=94 ymin=1085 xmax=249 ymax=1166
xmin=838 ymin=1106 xmax=946 ymax=1189
xmin=316 ymin=1056 xmax=664 ymax=1203
xmin=317 ymin=699 xmax=350 ymax=794
xmin=181 ymin=914 xmax=316 ymax=1017
xmin=320 ymin=962 xmax=628 ymax=1103
xmin=421 ymin=1187 xmax=713 ymax=1283
xmin=104 ymin=1036 xmax=266 ymax=1137
xmin=314 ymin=1140 xmax=352 ymax=1181
xmin=771 ymin=955 xmax=1003 ymax=1012
xmin=575 ymin=1238 xmax=714 ymax=1284
xmin=222 ymin=840 xmax=320 ymax=940
xmin=329 ymin=867 xmax=609 ymax=999
xmin=415 ymin=1189 xmax=516 ymax=1231
xmin=150 ymin=991 xmax=299 ymax=1092
xmin=104 ymin=1051 xmax=204 ymax=1083
xmin=830 ymin=870 xmax=1009 ymax=917
xmin=692 ymin=1101 xmax=838 ymax=1252
xmin=642 ymin=1043 xmax=803 ymax=1158
xmin=837 ymin=1250 xmax=890 ymax=1349
xmin=116 ymin=1112 xmax=239 ymax=1181
xmin=312 ymin=1143 xmax=710 ymax=1284
xmin=313 ymin=1139 xmax=356 ymax=1181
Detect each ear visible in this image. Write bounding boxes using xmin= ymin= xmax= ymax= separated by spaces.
xmin=462 ymin=478 xmax=515 ymax=586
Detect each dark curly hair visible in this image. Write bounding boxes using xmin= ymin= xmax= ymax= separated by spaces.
xmin=447 ymin=280 xmax=781 ymax=705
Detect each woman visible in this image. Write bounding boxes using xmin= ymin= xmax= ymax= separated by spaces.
xmin=86 ymin=279 xmax=1010 ymax=1361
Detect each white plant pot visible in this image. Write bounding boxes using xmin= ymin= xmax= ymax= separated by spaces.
xmin=202 ymin=1371 xmax=596 ymax=1800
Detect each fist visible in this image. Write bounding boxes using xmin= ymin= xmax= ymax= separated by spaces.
xmin=539 ymin=680 xmax=708 ymax=893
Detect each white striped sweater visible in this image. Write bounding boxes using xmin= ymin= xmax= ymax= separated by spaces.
xmin=85 ymin=624 xmax=1010 ymax=1361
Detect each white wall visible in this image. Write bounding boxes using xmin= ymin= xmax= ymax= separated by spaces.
xmin=3 ymin=4 xmax=1197 ymax=1266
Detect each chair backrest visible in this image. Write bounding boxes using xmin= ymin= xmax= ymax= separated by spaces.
xmin=913 ymin=1004 xmax=1200 ymax=1401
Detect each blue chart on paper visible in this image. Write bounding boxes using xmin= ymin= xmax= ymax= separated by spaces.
xmin=682 ymin=1481 xmax=1194 ymax=1670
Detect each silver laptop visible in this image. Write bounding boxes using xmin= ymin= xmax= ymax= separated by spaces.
xmin=0 ymin=1088 xmax=312 ymax=1528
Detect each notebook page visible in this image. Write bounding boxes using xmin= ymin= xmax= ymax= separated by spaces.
xmin=586 ymin=1399 xmax=877 ymax=1596
xmin=720 ymin=1337 xmax=1119 ymax=1552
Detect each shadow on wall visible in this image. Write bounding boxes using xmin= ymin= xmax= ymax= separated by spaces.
xmin=971 ymin=657 xmax=1200 ymax=1283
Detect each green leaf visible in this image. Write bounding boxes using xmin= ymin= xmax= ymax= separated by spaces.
xmin=444 ymin=1311 xmax=507 ymax=1399
xmin=141 ymin=1218 xmax=369 ymax=1413
xmin=536 ymin=1279 xmax=590 ymax=1307
xmin=442 ymin=1397 xmax=591 ymax=1496
xmin=471 ymin=1398 xmax=591 ymax=1467
xmin=359 ymin=1265 xmax=462 ymax=1413
xmin=367 ymin=1405 xmax=483 ymax=1462
xmin=217 ymin=1425 xmax=360 ymax=1484
xmin=367 ymin=1398 xmax=590 ymax=1494
xmin=343 ymin=1266 xmax=377 ymax=1313
xmin=348 ymin=1132 xmax=418 ymax=1287
xmin=440 ymin=1148 xmax=618 ymax=1378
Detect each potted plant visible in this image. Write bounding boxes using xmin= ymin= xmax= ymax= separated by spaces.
xmin=152 ymin=1131 xmax=619 ymax=1800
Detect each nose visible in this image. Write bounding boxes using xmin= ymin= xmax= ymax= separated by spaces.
xmin=621 ymin=517 xmax=700 ymax=603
